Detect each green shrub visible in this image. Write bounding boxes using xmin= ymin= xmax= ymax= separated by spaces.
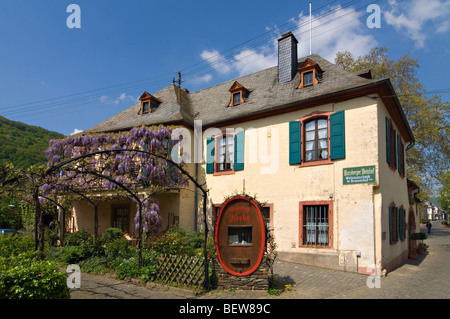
xmin=114 ymin=256 xmax=141 ymax=280
xmin=61 ymin=246 xmax=83 ymax=264
xmin=140 ymin=249 xmax=159 ymax=282
xmin=64 ymin=230 xmax=92 ymax=246
xmin=101 ymin=227 xmax=124 ymax=244
xmin=79 ymin=256 xmax=109 ymax=274
xmin=45 ymin=226 xmax=59 ymax=247
xmin=104 ymin=237 xmax=132 ymax=262
xmin=0 ymin=234 xmax=34 ymax=258
xmin=45 ymin=246 xmax=65 ymax=263
xmin=148 ymin=225 xmax=215 ymax=257
xmin=0 ymin=251 xmax=70 ymax=299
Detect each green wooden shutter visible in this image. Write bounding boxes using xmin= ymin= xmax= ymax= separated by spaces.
xmin=171 ymin=142 xmax=178 ymax=164
xmin=401 ymin=143 xmax=405 ymax=175
xmin=234 ymin=131 xmax=245 ymax=171
xmin=397 ymin=135 xmax=402 ymax=174
xmin=168 ymin=143 xmax=178 ymax=181
xmin=386 ymin=117 xmax=391 ymax=164
xmin=206 ymin=137 xmax=215 ymax=174
xmin=393 ymin=129 xmax=397 ymax=170
xmin=403 ymin=208 xmax=407 ymax=239
xmin=289 ymin=121 xmax=301 ymax=165
xmin=330 ymin=110 xmax=346 ymax=160
xmin=389 ymin=205 xmax=393 ymax=244
xmin=394 ymin=207 xmax=398 ymax=242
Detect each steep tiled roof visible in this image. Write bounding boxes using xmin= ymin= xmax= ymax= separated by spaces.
xmin=84 ymin=54 xmax=396 ymax=135
xmin=86 ymin=84 xmax=192 ymax=133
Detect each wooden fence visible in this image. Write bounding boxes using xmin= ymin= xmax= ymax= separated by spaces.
xmin=156 ymin=254 xmax=205 ymax=287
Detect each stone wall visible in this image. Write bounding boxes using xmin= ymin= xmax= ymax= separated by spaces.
xmin=212 ymin=256 xmax=270 ymax=290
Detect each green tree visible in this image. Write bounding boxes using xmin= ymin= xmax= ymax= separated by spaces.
xmin=0 ymin=197 xmax=20 ymax=229
xmin=335 ymin=47 xmax=450 ymax=198
xmin=438 ymin=170 xmax=450 ymax=214
xmin=0 ymin=163 xmax=55 ymax=259
xmin=0 ymin=115 xmax=64 ymax=170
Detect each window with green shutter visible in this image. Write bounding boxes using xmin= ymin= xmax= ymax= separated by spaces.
xmin=206 ymin=131 xmax=245 ymax=174
xmin=290 ymin=110 xmax=345 ymax=167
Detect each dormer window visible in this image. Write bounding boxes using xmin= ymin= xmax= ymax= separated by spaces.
xmin=228 ymin=81 xmax=249 ymax=107
xmin=298 ymin=58 xmax=323 ymax=89
xmin=139 ymin=91 xmax=161 ymax=114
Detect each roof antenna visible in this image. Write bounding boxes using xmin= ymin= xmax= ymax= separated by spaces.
xmin=309 ymin=1 xmax=312 ymax=56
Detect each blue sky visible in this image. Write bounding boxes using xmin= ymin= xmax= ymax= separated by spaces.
xmin=0 ymin=0 xmax=449 ymax=136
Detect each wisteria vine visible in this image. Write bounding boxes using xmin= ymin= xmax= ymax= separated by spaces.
xmin=44 ymin=125 xmax=187 ymax=234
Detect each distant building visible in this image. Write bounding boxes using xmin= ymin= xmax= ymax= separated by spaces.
xmin=425 ymin=199 xmax=445 ymax=221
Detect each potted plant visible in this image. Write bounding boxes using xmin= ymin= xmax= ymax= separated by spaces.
xmin=411 ymin=232 xmax=428 ymax=254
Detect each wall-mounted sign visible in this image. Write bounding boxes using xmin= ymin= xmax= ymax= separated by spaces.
xmin=215 ymin=196 xmax=266 ymax=276
xmin=343 ymin=165 xmax=376 ymax=184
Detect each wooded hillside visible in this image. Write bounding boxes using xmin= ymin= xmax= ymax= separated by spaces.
xmin=0 ymin=115 xmax=64 ymax=169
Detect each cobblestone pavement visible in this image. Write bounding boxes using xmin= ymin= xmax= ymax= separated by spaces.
xmin=201 ymin=220 xmax=450 ymax=299
xmin=70 ymin=221 xmax=449 ymax=300
xmin=70 ymin=272 xmax=188 ymax=299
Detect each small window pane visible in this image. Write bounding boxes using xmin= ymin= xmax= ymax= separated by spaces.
xmin=318 ymin=139 xmax=328 ymax=149
xmin=318 ymin=119 xmax=327 ymax=129
xmin=228 ymin=226 xmax=252 ymax=245
xmin=306 ymin=131 xmax=315 ymax=141
xmin=306 ymin=141 xmax=315 ymax=151
xmin=319 ymin=149 xmax=328 ymax=159
xmin=233 ymin=93 xmax=241 ymax=105
xmin=318 ymin=128 xmax=327 ymax=139
xmin=305 ymin=121 xmax=315 ymax=131
xmin=306 ymin=151 xmax=315 ymax=161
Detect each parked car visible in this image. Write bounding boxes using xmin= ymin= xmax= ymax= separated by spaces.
xmin=0 ymin=229 xmax=19 ymax=236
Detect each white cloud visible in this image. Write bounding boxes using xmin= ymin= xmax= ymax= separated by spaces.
xmin=190 ymin=73 xmax=213 ymax=85
xmin=199 ymin=44 xmax=277 ymax=79
xmin=232 ymin=48 xmax=277 ymax=77
xmin=198 ymin=4 xmax=375 ymax=80
xmin=384 ymin=0 xmax=450 ymax=47
xmin=100 ymin=93 xmax=138 ymax=105
xmin=70 ymin=128 xmax=83 ymax=135
xmin=293 ymin=5 xmax=375 ymax=61
xmin=200 ymin=49 xmax=231 ymax=75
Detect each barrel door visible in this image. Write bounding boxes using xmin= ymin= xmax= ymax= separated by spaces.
xmin=215 ymin=196 xmax=265 ymax=276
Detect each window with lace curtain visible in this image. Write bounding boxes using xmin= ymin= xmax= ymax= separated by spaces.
xmin=299 ymin=201 xmax=333 ymax=248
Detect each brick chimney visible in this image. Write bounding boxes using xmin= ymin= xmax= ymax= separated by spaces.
xmin=277 ymin=32 xmax=298 ymax=83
